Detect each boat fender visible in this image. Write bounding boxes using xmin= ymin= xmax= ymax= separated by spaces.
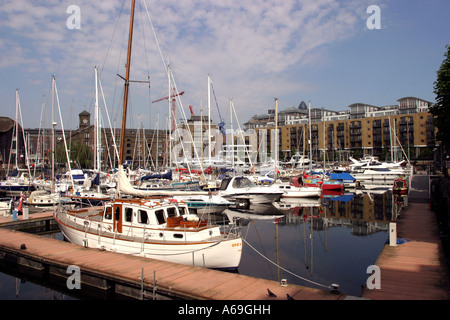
xmin=185 ymin=215 xmax=199 ymax=222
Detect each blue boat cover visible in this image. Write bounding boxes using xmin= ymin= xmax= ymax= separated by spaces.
xmin=329 ymin=172 xmax=355 ymax=181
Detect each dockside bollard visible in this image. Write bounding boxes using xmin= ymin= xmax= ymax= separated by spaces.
xmin=389 ymin=222 xmax=397 ymax=246
xmin=23 ymin=207 xmax=29 ymax=220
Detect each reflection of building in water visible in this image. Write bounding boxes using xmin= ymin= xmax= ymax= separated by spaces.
xmin=282 ymin=191 xmax=396 ymax=236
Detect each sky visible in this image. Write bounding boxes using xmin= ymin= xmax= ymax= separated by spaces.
xmin=0 ymin=0 xmax=449 ymax=131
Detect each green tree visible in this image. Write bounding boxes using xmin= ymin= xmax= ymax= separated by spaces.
xmin=431 ymin=45 xmax=450 ymax=149
xmin=56 ymin=142 xmax=93 ymax=169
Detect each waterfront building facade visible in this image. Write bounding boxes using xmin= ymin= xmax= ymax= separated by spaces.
xmin=248 ymin=97 xmax=437 ymax=163
xmin=70 ymin=111 xmax=168 ymax=170
xmin=4 ymin=96 xmax=440 ymax=174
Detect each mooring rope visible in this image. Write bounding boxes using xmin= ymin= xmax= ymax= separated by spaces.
xmin=242 ymin=238 xmax=334 ymax=290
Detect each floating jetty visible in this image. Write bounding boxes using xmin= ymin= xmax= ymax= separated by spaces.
xmin=362 ymin=175 xmax=450 ymax=300
xmin=0 ymin=224 xmax=344 ymax=300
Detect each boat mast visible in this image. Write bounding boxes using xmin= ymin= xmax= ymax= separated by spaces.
xmin=119 ymin=0 xmax=136 ymax=166
xmin=208 ymin=75 xmax=211 ymax=167
xmin=308 ymin=101 xmax=312 ymax=172
xmin=94 ymin=66 xmax=101 ymax=174
xmin=274 ymin=98 xmax=279 ymax=177
xmin=229 ymin=99 xmax=234 ymax=172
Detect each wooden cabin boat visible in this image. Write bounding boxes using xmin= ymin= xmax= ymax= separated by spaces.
xmin=54 ymin=197 xmax=242 ymax=269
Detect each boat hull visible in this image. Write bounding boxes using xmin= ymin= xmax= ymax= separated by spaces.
xmin=54 ymin=209 xmax=242 ymax=270
xmin=281 ymin=190 xmax=321 ymax=198
xmin=222 ymin=192 xmax=282 ymax=204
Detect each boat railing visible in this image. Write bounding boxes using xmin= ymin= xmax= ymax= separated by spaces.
xmin=220 ymin=223 xmax=241 ymax=239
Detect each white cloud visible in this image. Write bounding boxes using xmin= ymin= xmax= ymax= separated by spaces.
xmin=0 ymin=0 xmax=368 ymax=128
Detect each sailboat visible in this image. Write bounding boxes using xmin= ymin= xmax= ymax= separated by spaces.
xmin=54 ymin=0 xmax=242 ymax=270
xmin=0 ymin=90 xmax=35 ymax=196
xmin=25 ymin=77 xmax=77 ymax=209
xmin=64 ymin=67 xmax=114 ymax=206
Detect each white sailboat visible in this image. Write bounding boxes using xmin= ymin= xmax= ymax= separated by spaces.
xmin=0 ymin=90 xmax=35 ymax=196
xmin=26 ymin=77 xmax=76 ymax=208
xmin=64 ymin=67 xmax=113 ymax=206
xmin=54 ymin=0 xmax=242 ymax=270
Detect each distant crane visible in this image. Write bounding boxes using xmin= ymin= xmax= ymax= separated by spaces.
xmin=152 ymin=90 xmax=185 ymax=131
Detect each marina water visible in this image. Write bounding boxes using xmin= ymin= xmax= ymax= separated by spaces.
xmin=0 ymin=190 xmax=398 ymax=299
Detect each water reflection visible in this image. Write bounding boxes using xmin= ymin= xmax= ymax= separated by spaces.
xmin=226 ymin=189 xmax=406 ymax=297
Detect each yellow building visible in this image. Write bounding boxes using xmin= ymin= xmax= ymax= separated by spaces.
xmin=251 ymin=97 xmax=437 ymax=162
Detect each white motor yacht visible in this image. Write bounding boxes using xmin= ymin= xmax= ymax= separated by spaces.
xmin=217 ymin=176 xmax=283 ymax=204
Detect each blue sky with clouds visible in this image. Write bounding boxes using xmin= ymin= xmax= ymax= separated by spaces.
xmin=0 ymin=0 xmax=449 ymax=130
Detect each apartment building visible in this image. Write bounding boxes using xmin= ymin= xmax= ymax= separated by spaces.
xmin=247 ymin=97 xmax=437 ymax=162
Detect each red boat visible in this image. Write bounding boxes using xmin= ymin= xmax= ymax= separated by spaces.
xmin=302 ymin=172 xmax=344 ymax=191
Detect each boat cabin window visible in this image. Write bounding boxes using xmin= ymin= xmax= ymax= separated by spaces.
xmin=167 ymin=207 xmax=177 ymax=218
xmin=232 ymin=177 xmax=253 ymax=188
xmin=178 ymin=206 xmax=188 ymax=216
xmin=155 ymin=209 xmax=166 ymax=225
xmin=125 ymin=207 xmax=133 ymax=222
xmin=219 ymin=178 xmax=231 ymax=190
xmin=104 ymin=207 xmax=112 ymax=220
xmin=138 ymin=210 xmax=149 ymax=224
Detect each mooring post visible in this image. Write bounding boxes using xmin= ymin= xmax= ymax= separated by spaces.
xmin=140 ymin=268 xmax=144 ymax=300
xmin=153 ymin=270 xmax=157 ymax=300
xmin=389 ymin=222 xmax=397 ymax=246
